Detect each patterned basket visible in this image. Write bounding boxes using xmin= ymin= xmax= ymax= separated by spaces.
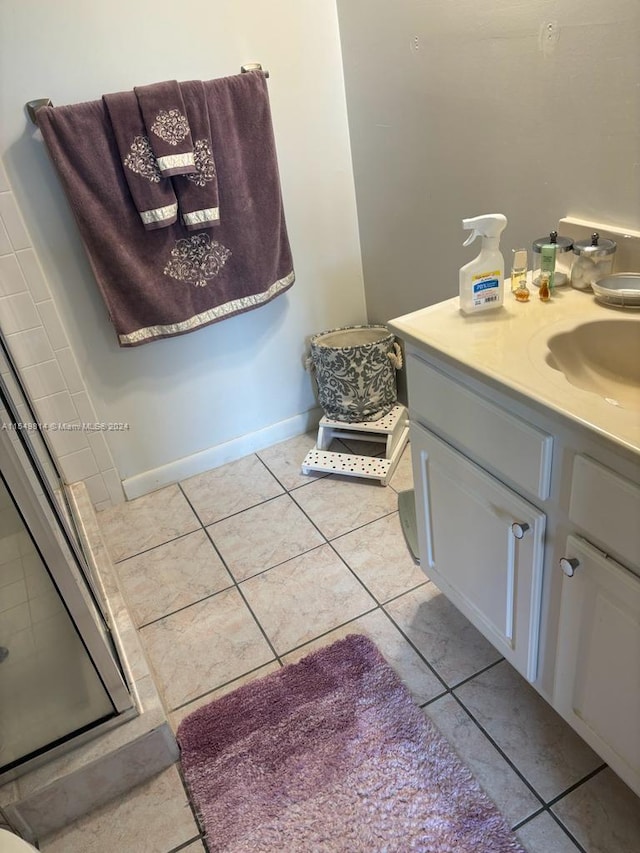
xmin=309 ymin=325 xmax=402 ymax=423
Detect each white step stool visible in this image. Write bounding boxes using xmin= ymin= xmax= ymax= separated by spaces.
xmin=301 ymin=404 xmax=409 ymax=486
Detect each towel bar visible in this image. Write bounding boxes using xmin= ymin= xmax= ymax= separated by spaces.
xmin=26 ymin=98 xmax=53 ymax=125
xmin=26 ymin=64 xmax=269 ymax=125
xmin=240 ymin=63 xmax=270 ymax=78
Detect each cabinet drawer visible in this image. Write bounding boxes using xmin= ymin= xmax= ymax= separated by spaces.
xmin=407 ymin=354 xmax=553 ymax=499
xmin=569 ymin=455 xmax=640 ymax=572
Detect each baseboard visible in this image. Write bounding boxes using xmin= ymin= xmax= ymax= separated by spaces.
xmin=122 ymin=407 xmax=323 ymax=500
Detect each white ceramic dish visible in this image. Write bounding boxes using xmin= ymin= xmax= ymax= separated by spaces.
xmin=591 ymin=273 xmax=640 ymax=307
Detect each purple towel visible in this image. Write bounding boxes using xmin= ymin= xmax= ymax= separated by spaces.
xmin=103 ymin=91 xmax=178 ymax=230
xmin=134 ymin=80 xmax=195 ymax=177
xmin=37 ymin=72 xmax=294 ymax=347
xmin=172 ymin=80 xmax=220 ymax=230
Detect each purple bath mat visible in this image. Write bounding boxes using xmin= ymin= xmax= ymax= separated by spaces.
xmin=177 ymin=634 xmax=525 ymax=852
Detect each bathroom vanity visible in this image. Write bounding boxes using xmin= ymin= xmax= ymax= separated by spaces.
xmin=389 ymin=287 xmax=640 ymax=797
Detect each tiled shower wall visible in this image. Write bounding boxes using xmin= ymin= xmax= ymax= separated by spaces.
xmin=0 ymin=157 xmax=123 ymax=509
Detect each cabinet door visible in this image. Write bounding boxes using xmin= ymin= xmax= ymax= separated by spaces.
xmin=411 ymin=421 xmax=546 ymax=682
xmin=554 ymin=534 xmax=640 ymax=796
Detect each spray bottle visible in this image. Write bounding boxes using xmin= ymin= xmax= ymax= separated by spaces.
xmin=459 ymin=214 xmax=508 ymax=314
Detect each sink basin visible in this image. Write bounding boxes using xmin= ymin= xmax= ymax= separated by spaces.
xmin=546 ymin=319 xmax=640 ymax=411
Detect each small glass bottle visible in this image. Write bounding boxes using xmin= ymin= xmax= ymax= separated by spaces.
xmin=511 ymin=248 xmax=528 ymax=293
xmin=538 ymin=271 xmax=551 ymax=301
xmin=514 ymin=280 xmax=530 ymax=302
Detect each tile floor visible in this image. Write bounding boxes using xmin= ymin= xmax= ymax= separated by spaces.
xmin=40 ymin=434 xmax=640 ymax=852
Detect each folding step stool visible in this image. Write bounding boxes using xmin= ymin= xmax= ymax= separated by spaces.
xmin=301 ymin=404 xmax=409 ymax=486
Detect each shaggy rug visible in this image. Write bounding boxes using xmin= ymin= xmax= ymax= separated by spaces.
xmin=177 ymin=635 xmax=525 ymax=852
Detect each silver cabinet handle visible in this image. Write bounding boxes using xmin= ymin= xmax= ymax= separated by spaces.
xmin=560 ymin=557 xmax=580 ymax=577
xmin=511 ymin=522 xmax=530 ymax=539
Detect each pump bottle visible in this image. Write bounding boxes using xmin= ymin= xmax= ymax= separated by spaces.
xmin=459 ymin=214 xmax=508 ymax=314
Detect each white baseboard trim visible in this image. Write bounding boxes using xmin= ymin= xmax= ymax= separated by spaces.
xmin=121 ymin=407 xmax=323 ymax=500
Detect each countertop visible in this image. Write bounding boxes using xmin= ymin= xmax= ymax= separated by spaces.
xmin=389 ymin=284 xmax=640 ymax=457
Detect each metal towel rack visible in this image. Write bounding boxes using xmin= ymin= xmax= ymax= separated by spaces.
xmin=26 ymin=63 xmax=269 ymax=125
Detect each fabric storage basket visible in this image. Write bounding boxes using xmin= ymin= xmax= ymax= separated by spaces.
xmin=309 ymin=325 xmax=402 ymax=423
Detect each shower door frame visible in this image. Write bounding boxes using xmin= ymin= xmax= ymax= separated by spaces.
xmin=0 ymin=417 xmax=134 ymax=780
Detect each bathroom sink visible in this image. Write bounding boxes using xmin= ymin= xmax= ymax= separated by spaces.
xmin=546 ymin=319 xmax=640 ymax=411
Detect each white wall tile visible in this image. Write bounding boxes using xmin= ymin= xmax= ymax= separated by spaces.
xmin=0 ymin=192 xmax=30 ymax=251
xmin=0 ymin=254 xmax=28 ymax=296
xmin=102 ymin=467 xmax=125 ymax=505
xmin=0 ymin=219 xmax=11 ymax=256
xmin=16 ymin=249 xmax=51 ymax=303
xmin=83 ymin=473 xmax=110 ymax=505
xmin=0 ymin=178 xmax=119 ymax=509
xmin=33 ymin=390 xmax=78 ymax=426
xmin=0 ymin=291 xmax=40 ymax=335
xmin=20 ymin=360 xmax=67 ymax=400
xmin=0 ymin=158 xmax=10 ymax=193
xmin=86 ymin=431 xmax=115 ymax=470
xmin=46 ymin=421 xmax=91 ymax=456
xmin=5 ymin=327 xmax=54 ymax=367
xmin=36 ymin=299 xmax=69 ymax=350
xmin=71 ymin=390 xmax=98 ymax=424
xmin=55 ymin=347 xmax=85 ymax=394
xmin=57 ymin=447 xmax=100 ymax=483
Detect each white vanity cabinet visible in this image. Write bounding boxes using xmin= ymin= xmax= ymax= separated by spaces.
xmin=398 ymin=336 xmax=640 ymax=797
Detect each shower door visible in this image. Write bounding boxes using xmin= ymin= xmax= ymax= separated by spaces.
xmin=0 ymin=343 xmax=133 ymax=780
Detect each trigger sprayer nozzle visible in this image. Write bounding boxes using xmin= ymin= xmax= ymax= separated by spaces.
xmin=462 ymin=213 xmax=508 ymax=247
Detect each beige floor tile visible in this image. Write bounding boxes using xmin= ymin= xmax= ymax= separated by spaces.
xmin=0 ymin=578 xmax=28 ymax=613
xmin=256 ymin=431 xmax=325 ymax=490
xmin=240 ymin=544 xmax=376 ymax=654
xmin=291 ymin=474 xmax=398 ymax=539
xmin=170 ymin=661 xmax=282 ymax=731
xmin=552 ymin=768 xmax=640 ymax=853
xmin=180 ymin=454 xmax=283 ymax=525
xmin=332 ymin=511 xmax=425 ymax=602
xmin=425 ymin=694 xmax=541 ymax=827
xmin=0 ymin=556 xmax=25 ymax=586
xmin=384 ymin=584 xmax=502 ymax=685
xmin=208 ymin=493 xmax=324 ymax=581
xmin=454 ymin=660 xmax=602 ymax=802
xmin=281 ymin=608 xmax=444 ymax=705
xmin=140 ymin=588 xmax=274 ymax=710
xmin=516 ymin=813 xmax=581 ymax=853
xmin=388 ymin=443 xmax=414 ymax=493
xmin=181 ymin=842 xmax=206 ymax=852
xmin=39 ymin=765 xmax=199 ymax=853
xmin=116 ymin=530 xmax=233 ymax=626
xmin=97 ymin=485 xmax=200 ymax=562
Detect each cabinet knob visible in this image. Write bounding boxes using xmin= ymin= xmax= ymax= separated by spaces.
xmin=511 ymin=522 xmax=530 ymax=539
xmin=560 ymin=557 xmax=580 ymax=577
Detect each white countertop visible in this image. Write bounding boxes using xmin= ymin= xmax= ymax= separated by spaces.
xmin=389 ymin=284 xmax=640 ymax=456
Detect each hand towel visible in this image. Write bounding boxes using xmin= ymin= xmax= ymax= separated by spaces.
xmin=37 ymin=71 xmax=294 ymax=347
xmin=103 ymin=91 xmax=178 ymax=230
xmin=172 ymin=80 xmax=220 ymax=231
xmin=134 ymin=80 xmax=195 ymax=177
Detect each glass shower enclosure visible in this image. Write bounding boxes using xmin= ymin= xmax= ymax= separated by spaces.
xmin=0 ymin=333 xmax=133 ymax=782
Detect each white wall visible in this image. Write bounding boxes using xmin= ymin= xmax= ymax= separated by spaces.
xmin=337 ymin=0 xmax=640 ymax=323
xmin=0 ymin=0 xmax=366 ymax=497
